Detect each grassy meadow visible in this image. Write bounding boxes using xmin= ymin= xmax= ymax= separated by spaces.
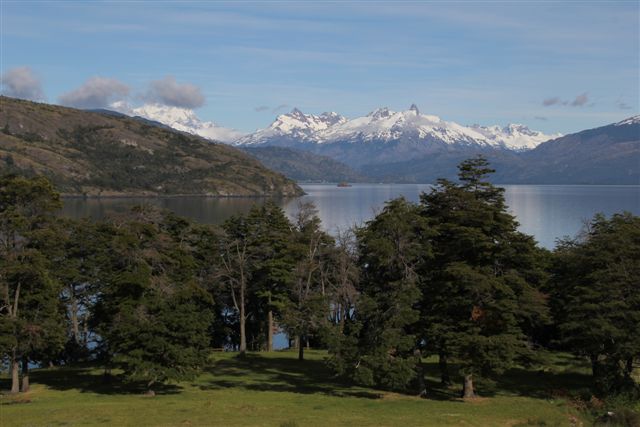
xmin=0 ymin=350 xmax=610 ymax=427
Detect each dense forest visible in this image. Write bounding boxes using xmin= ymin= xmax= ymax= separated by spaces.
xmin=1 ymin=158 xmax=638 ymax=421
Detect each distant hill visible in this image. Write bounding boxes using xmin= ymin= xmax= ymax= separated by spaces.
xmin=499 ymin=117 xmax=640 ymax=184
xmin=0 ymin=97 xmax=303 ymax=197
xmin=356 ymin=117 xmax=640 ymax=184
xmin=242 ymin=146 xmax=369 ymax=183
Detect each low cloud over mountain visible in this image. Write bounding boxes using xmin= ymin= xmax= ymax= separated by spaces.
xmin=58 ymin=77 xmax=130 ymax=109
xmin=143 ymin=76 xmax=205 ymax=109
xmin=1 ymin=67 xmax=45 ymax=101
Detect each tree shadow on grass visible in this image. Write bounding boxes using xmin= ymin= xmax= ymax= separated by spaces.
xmin=421 ymin=352 xmax=592 ymax=400
xmin=2 ymin=366 xmax=183 ymax=396
xmin=198 ymin=353 xmax=382 ymax=399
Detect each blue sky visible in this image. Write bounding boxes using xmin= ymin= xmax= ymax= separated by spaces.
xmin=1 ymin=1 xmax=638 ymax=133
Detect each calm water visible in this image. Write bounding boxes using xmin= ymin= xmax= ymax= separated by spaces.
xmin=61 ymin=184 xmax=640 ymax=249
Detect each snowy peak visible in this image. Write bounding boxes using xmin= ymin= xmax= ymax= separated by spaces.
xmin=368 ymin=107 xmax=393 ymax=120
xmin=236 ymin=108 xmax=347 ymax=145
xmin=615 ymin=115 xmax=640 ymax=126
xmin=113 ymin=103 xmax=245 ymax=143
xmin=269 ymin=108 xmax=346 ymax=135
xmin=471 ymin=123 xmax=562 ymax=150
xmin=236 ymin=105 xmax=556 ymax=150
xmin=134 ymin=104 xmax=201 ymax=130
xmin=319 ymin=111 xmax=347 ymax=126
xmin=321 ymin=106 xmax=490 ymax=146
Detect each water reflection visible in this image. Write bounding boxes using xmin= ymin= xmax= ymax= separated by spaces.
xmin=61 ymin=196 xmax=274 ymax=225
xmin=60 ymin=184 xmax=640 ymax=250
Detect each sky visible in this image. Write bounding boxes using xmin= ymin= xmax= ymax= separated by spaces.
xmin=1 ymin=1 xmax=638 ymax=134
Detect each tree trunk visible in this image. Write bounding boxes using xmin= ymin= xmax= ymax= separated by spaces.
xmin=439 ymin=352 xmax=451 ymax=385
xmin=298 ymin=335 xmax=304 ymax=361
xmin=239 ymin=306 xmax=246 ymax=355
xmin=462 ymin=374 xmax=476 ymax=398
xmin=267 ymin=309 xmax=273 ymax=352
xmin=10 ymin=351 xmax=20 ymax=394
xmin=239 ymin=274 xmax=247 ymax=355
xmin=70 ymin=287 xmax=80 ymax=343
xmin=145 ymin=379 xmax=156 ymax=397
xmin=20 ymin=357 xmax=29 ymax=393
xmin=590 ymin=354 xmax=600 ymax=378
xmin=416 ymin=358 xmax=428 ymax=398
xmin=625 ymin=357 xmax=634 ymax=377
xmin=82 ymin=313 xmax=89 ymax=348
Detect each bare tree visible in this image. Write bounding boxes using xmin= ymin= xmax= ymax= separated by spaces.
xmin=218 ymin=237 xmax=250 ymax=355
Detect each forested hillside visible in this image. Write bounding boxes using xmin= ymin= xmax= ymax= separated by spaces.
xmin=242 ymin=146 xmax=368 ymax=182
xmin=0 ymin=97 xmax=303 ymax=197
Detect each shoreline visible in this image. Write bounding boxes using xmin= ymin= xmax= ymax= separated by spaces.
xmin=61 ymin=192 xmax=306 ymax=199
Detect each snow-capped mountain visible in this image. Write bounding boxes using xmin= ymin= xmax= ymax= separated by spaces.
xmin=236 ymin=108 xmax=346 ymax=145
xmin=470 ymin=123 xmax=562 ymax=150
xmin=113 ymin=102 xmax=245 ymax=143
xmin=235 ymin=105 xmax=559 ymax=151
xmin=614 ymin=115 xmax=640 ymax=126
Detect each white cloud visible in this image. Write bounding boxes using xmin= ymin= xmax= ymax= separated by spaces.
xmin=58 ymin=77 xmax=129 ymax=109
xmin=144 ymin=76 xmax=205 ymax=109
xmin=1 ymin=66 xmax=45 ymax=101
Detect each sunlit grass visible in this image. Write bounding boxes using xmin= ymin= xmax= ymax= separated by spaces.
xmin=0 ymin=350 xmax=595 ymax=426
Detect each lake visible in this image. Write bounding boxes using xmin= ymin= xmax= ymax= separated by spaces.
xmin=61 ymin=184 xmax=640 ymax=249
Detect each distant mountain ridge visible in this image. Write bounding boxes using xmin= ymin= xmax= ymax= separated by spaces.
xmin=358 ymin=116 xmax=640 ymax=184
xmin=501 ymin=115 xmax=640 ymax=184
xmin=0 ymin=97 xmax=303 ymax=197
xmin=241 ymin=146 xmax=368 ymax=183
xmin=100 ymin=101 xmax=638 ymax=184
xmin=235 ymin=105 xmax=561 ymax=151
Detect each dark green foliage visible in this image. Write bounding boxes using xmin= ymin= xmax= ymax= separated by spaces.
xmin=328 ymin=198 xmax=429 ymax=391
xmin=219 ymin=202 xmax=296 ymax=353
xmin=551 ymin=212 xmax=640 ymax=396
xmin=419 ymin=157 xmax=550 ymax=395
xmin=92 ymin=207 xmax=213 ymax=390
xmin=244 ymin=202 xmax=297 ymax=351
xmin=52 ymin=219 xmax=112 ymax=362
xmin=0 ymin=175 xmax=66 ymax=392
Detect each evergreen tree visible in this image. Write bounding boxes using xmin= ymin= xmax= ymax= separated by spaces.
xmin=551 ymin=212 xmax=640 ymax=396
xmin=244 ymin=202 xmax=295 ymax=351
xmin=92 ymin=207 xmax=213 ymax=394
xmin=53 ymin=218 xmax=110 ymax=362
xmin=0 ymin=175 xmax=65 ymax=393
xmin=328 ymin=198 xmax=430 ymax=392
xmin=219 ymin=203 xmax=293 ymax=353
xmin=420 ymin=157 xmax=549 ymax=397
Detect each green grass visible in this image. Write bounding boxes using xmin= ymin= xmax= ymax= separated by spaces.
xmin=0 ymin=350 xmax=597 ymax=426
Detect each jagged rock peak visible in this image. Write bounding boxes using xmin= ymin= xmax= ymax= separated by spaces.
xmin=409 ymin=104 xmax=420 ymax=115
xmin=368 ymin=107 xmax=393 ymax=120
xmin=289 ymin=107 xmax=306 ymax=118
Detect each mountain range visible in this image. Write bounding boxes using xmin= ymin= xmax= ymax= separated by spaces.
xmin=128 ymin=103 xmax=638 ymax=184
xmin=235 ymin=104 xmax=561 ymax=152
